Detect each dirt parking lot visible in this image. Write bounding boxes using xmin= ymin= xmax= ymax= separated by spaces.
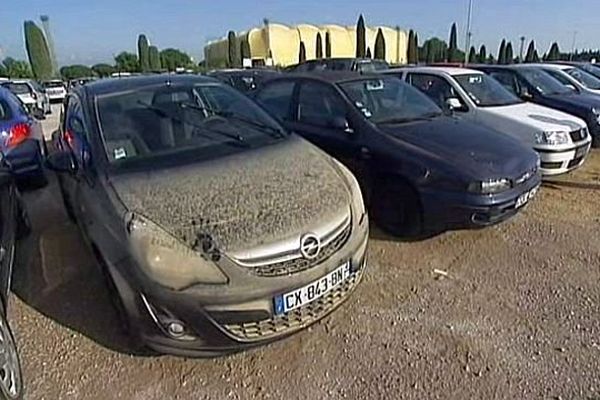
xmin=8 ymin=105 xmax=600 ymax=399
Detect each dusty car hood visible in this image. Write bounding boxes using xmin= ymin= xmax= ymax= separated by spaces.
xmin=484 ymin=102 xmax=586 ymax=132
xmin=110 ymin=136 xmax=350 ymax=253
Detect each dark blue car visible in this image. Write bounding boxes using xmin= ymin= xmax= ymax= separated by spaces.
xmin=473 ymin=65 xmax=600 ymax=147
xmin=0 ymin=87 xmax=47 ymax=185
xmin=254 ymin=73 xmax=542 ymax=236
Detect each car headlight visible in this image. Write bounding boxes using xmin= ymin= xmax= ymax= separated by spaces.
xmin=468 ymin=178 xmax=511 ymax=194
xmin=591 ymin=108 xmax=600 ymax=125
xmin=127 ymin=214 xmax=228 ymax=290
xmin=331 ymin=159 xmax=366 ymax=218
xmin=534 ymin=131 xmax=570 ymax=145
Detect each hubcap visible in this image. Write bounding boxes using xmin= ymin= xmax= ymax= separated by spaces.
xmin=0 ymin=317 xmax=21 ymax=399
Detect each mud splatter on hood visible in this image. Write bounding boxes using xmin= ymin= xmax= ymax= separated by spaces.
xmin=110 ymin=137 xmax=350 ymax=253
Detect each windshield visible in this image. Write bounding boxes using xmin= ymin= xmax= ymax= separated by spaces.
xmin=520 ymin=68 xmax=572 ymax=95
xmin=96 ymin=82 xmax=286 ymax=167
xmin=44 ymin=81 xmax=65 ymax=88
xmin=564 ymin=67 xmax=600 ymax=90
xmin=454 ymin=73 xmax=522 ymax=107
xmin=356 ymin=60 xmax=389 ymax=73
xmin=1 ymin=82 xmax=31 ymax=95
xmin=339 ymin=77 xmax=443 ymax=124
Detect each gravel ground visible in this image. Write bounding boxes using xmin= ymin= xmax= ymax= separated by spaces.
xmin=7 ymin=104 xmax=600 ymax=399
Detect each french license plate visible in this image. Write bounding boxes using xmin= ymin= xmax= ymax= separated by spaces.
xmin=274 ymin=262 xmax=351 ymax=315
xmin=575 ymin=145 xmax=588 ymax=159
xmin=515 ymin=186 xmax=539 ymax=209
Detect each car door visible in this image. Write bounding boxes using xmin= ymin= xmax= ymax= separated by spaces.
xmin=0 ymin=172 xmax=15 ymax=297
xmin=285 ymin=80 xmax=370 ymax=183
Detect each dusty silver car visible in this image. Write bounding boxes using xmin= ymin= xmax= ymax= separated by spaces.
xmin=47 ymin=75 xmax=369 ymax=356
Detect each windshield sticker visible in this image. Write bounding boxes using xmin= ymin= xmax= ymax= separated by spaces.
xmin=469 ymin=76 xmax=482 ymax=84
xmin=354 ymin=101 xmax=372 ymax=118
xmin=114 ymin=147 xmax=127 ymax=160
xmin=365 ymin=80 xmax=384 ymax=91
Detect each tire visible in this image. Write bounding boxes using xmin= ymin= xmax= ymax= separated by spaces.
xmin=372 ymin=179 xmax=423 ymax=237
xmin=0 ymin=313 xmax=23 ymax=400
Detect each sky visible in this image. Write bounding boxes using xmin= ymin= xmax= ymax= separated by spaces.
xmin=1 ymin=0 xmax=599 ymax=66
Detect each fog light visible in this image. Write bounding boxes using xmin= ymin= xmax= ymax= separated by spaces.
xmin=167 ymin=321 xmax=185 ymax=338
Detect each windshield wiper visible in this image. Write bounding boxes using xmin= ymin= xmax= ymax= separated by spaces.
xmin=376 ymin=112 xmax=442 ymax=125
xmin=179 ymin=102 xmax=286 ymax=139
xmin=135 ymin=101 xmax=249 ymax=147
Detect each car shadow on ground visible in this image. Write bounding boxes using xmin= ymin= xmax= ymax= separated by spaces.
xmin=542 ymin=179 xmax=600 ymax=191
xmin=11 ymin=171 xmax=150 ymax=356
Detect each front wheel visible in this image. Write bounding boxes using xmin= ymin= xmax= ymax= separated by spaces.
xmin=371 ymin=180 xmax=423 ymax=238
xmin=0 ymin=313 xmax=23 ymax=400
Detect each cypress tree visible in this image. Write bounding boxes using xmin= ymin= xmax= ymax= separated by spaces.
xmin=525 ymin=40 xmax=536 ymax=63
xmin=498 ymin=39 xmax=506 ymax=64
xmin=374 ymin=28 xmax=386 ymax=60
xmin=407 ymin=30 xmax=414 ymax=63
xmin=299 ymin=41 xmax=307 ymax=62
xmin=468 ymin=46 xmax=476 ymax=64
xmin=325 ymin=31 xmax=332 ymax=58
xmin=533 ymin=50 xmax=540 ymax=62
xmin=240 ymin=39 xmax=251 ymax=64
xmin=547 ymin=42 xmax=560 ymax=61
xmin=227 ymin=31 xmax=240 ymax=68
xmin=447 ymin=23 xmax=458 ymax=62
xmin=505 ymin=42 xmax=514 ymax=64
xmin=366 ymin=47 xmax=372 ymax=59
xmin=478 ymin=45 xmax=487 ymax=63
xmin=316 ymin=33 xmax=323 ymax=59
xmin=23 ymin=20 xmax=53 ymax=80
xmin=413 ymin=33 xmax=419 ymax=64
xmin=137 ymin=34 xmax=150 ymax=72
xmin=149 ymin=46 xmax=161 ymax=70
xmin=356 ymin=14 xmax=366 ymax=57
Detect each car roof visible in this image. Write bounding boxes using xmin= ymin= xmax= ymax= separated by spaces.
xmin=387 ymin=66 xmax=483 ymax=76
xmin=273 ymin=71 xmax=381 ymax=84
xmin=525 ymin=63 xmax=571 ymax=70
xmin=80 ymin=74 xmax=221 ymax=96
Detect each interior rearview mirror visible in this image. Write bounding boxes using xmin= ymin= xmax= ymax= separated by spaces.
xmin=519 ymin=87 xmax=533 ymax=100
xmin=32 ymin=107 xmax=45 ymax=120
xmin=445 ymin=97 xmax=463 ymax=111
xmin=46 ymin=151 xmax=77 ymax=173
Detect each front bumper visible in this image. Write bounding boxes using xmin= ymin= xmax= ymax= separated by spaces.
xmin=420 ymin=173 xmax=542 ymax=230
xmin=107 ymin=215 xmax=369 ymax=357
xmin=535 ymin=139 xmax=592 ymax=176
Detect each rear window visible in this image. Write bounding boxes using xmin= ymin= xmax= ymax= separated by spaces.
xmin=1 ymin=82 xmax=31 ymax=95
xmin=44 ymin=81 xmax=65 ymax=88
xmin=255 ymin=81 xmax=295 ymax=120
xmin=0 ymin=100 xmax=13 ymax=120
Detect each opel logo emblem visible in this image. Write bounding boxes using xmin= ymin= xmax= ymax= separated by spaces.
xmin=300 ymin=234 xmax=321 ymax=260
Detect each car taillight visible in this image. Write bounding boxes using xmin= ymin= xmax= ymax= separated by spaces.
xmin=31 ymin=92 xmax=37 ymax=100
xmin=64 ymin=130 xmax=74 ymax=147
xmin=6 ymin=123 xmax=31 ymax=148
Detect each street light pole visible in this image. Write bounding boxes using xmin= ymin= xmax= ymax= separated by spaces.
xmin=464 ymin=0 xmax=474 ymax=64
xmin=570 ymin=31 xmax=578 ymax=61
xmin=519 ymin=36 xmax=525 ymax=62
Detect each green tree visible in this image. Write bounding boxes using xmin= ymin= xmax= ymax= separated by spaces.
xmin=374 ymin=28 xmax=386 ymax=60
xmin=447 ymin=23 xmax=458 ymax=62
xmin=505 ymin=42 xmax=514 ymax=64
xmin=23 ymin=20 xmax=53 ymax=79
xmin=227 ymin=31 xmax=240 ymax=68
xmin=316 ymin=33 xmax=323 ymax=58
xmin=478 ymin=45 xmax=487 ymax=63
xmin=533 ymin=50 xmax=540 ymax=62
xmin=2 ymin=58 xmax=33 ymax=78
xmin=366 ymin=47 xmax=372 ymax=59
xmin=60 ymin=65 xmax=93 ymax=80
xmin=0 ymin=63 xmax=5 ymax=77
xmin=325 ymin=31 xmax=332 ymax=58
xmin=356 ymin=14 xmax=366 ymax=57
xmin=115 ymin=52 xmax=139 ymax=72
xmin=160 ymin=48 xmax=192 ymax=71
xmin=137 ymin=34 xmax=150 ymax=72
xmin=498 ymin=39 xmax=506 ymax=64
xmin=91 ymin=63 xmax=115 ymax=77
xmin=299 ymin=41 xmax=307 ymax=62
xmin=149 ymin=46 xmax=161 ymax=70
xmin=407 ymin=30 xmax=418 ymax=64
xmin=422 ymin=37 xmax=448 ymax=63
xmin=412 ymin=33 xmax=419 ymax=64
xmin=240 ymin=39 xmax=251 ymax=64
xmin=468 ymin=46 xmax=476 ymax=64
xmin=547 ymin=42 xmax=561 ymax=61
xmin=525 ymin=40 xmax=536 ymax=62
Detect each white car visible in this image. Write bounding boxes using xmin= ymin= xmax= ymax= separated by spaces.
xmin=42 ymin=79 xmax=67 ymax=102
xmin=527 ymin=63 xmax=600 ymax=96
xmin=385 ymin=67 xmax=592 ymax=176
xmin=0 ymin=80 xmax=47 ymax=114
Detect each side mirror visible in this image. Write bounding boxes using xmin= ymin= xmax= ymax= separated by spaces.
xmin=46 ymin=151 xmax=77 ymax=173
xmin=445 ymin=97 xmax=463 ymax=111
xmin=31 ymin=107 xmax=45 ymax=120
xmin=566 ymin=84 xmax=577 ymax=92
xmin=328 ymin=116 xmax=354 ymax=133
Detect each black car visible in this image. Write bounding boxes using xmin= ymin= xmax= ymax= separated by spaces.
xmin=207 ymin=69 xmax=280 ymax=94
xmin=0 ymin=153 xmax=29 ymax=400
xmin=473 ymin=65 xmax=600 ymax=147
xmin=286 ymin=58 xmax=389 ymax=74
xmin=46 ymin=75 xmax=369 ymax=356
xmin=254 ymin=72 xmax=541 ymax=236
xmin=556 ymin=61 xmax=600 ymax=80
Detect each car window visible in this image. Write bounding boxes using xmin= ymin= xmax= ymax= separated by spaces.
xmin=0 ymin=100 xmax=13 ymax=120
xmin=407 ymin=73 xmax=466 ymax=110
xmin=453 ymin=73 xmax=522 ymax=107
xmin=297 ymin=82 xmax=347 ymax=126
xmin=544 ymin=69 xmax=573 ymax=86
xmin=255 ymin=81 xmax=295 ymax=120
xmin=565 ymin=67 xmax=600 ymax=90
xmin=519 ymin=68 xmax=571 ymax=95
xmin=1 ymin=83 xmax=31 ymax=95
xmin=487 ymin=71 xmax=518 ymax=94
